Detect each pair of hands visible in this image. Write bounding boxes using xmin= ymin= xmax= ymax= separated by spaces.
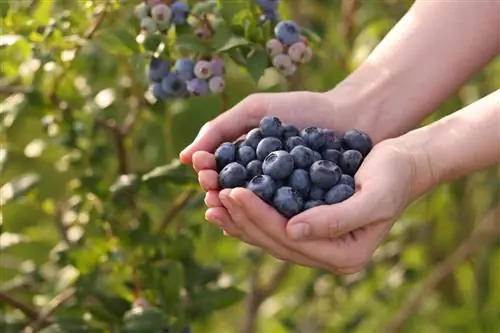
xmin=179 ymin=91 xmax=424 ymax=274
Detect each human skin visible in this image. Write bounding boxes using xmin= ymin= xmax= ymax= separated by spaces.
xmin=179 ymin=1 xmax=500 ymax=273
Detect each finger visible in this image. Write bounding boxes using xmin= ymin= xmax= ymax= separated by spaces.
xmin=204 ymin=191 xmax=222 ymax=208
xmin=205 ymin=207 xmax=254 ymax=244
xmin=179 ymin=94 xmax=267 ymax=164
xmin=192 ymin=151 xmax=216 ymax=173
xmin=229 ymin=188 xmax=370 ymax=270
xmin=286 ymin=182 xmax=394 ymax=241
xmin=220 ymin=189 xmax=331 ymax=269
xmin=198 ymin=170 xmax=219 ymax=191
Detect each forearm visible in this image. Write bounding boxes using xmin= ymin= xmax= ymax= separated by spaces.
xmin=401 ymin=89 xmax=500 ymax=199
xmin=330 ymin=0 xmax=500 ymax=143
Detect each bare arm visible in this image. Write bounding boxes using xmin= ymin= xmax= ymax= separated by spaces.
xmin=403 ymin=89 xmax=500 ymax=199
xmin=330 ymin=0 xmax=500 ymax=143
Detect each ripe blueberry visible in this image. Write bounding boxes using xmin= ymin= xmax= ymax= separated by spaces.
xmin=273 ymin=186 xmax=304 ymax=218
xmin=194 ymin=60 xmax=213 ymax=79
xmin=256 ymin=0 xmax=279 ymax=11
xmin=215 ymin=142 xmax=236 ymax=171
xmin=211 ymin=58 xmax=225 ymax=76
xmin=274 ymin=20 xmax=301 ymax=46
xmin=148 ymin=57 xmax=170 ymax=82
xmin=260 ymin=116 xmax=283 ymax=138
xmin=342 ymin=130 xmax=373 ymax=157
xmin=338 ymin=174 xmax=355 ymax=189
xmin=246 ymin=160 xmax=263 ymax=179
xmin=161 ymin=73 xmax=188 ymax=97
xmin=290 ymin=145 xmax=318 ymax=169
xmin=322 ymin=149 xmax=342 ymax=164
xmin=324 ymin=184 xmax=354 ymax=205
xmin=308 ymin=185 xmax=325 ymax=201
xmin=247 ymin=174 xmax=276 ymax=202
xmin=340 ymin=149 xmax=363 ymax=176
xmin=150 ymin=82 xmax=169 ymax=101
xmin=219 ymin=162 xmax=247 ymax=189
xmin=170 ymin=1 xmax=190 ymax=25
xmin=266 ymin=38 xmax=284 ymax=58
xmin=173 ymin=57 xmax=195 ymax=81
xmin=300 ymin=127 xmax=326 ymax=150
xmin=303 ymin=200 xmax=324 ymax=211
xmin=309 ymin=160 xmax=342 ymax=189
xmin=323 ymin=129 xmax=343 ymax=150
xmin=243 ymin=128 xmax=263 ymax=149
xmin=237 ymin=146 xmax=256 ymax=166
xmin=282 ymin=124 xmax=300 ymax=138
xmin=287 ymin=169 xmax=311 ymax=198
xmin=262 ymin=150 xmax=295 ymax=180
xmin=284 ymin=136 xmax=306 ymax=151
xmin=187 ymin=78 xmax=209 ymax=96
xmin=256 ymin=137 xmax=282 ymax=160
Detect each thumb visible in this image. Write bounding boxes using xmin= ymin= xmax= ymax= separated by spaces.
xmin=286 ymin=186 xmax=384 ymax=241
xmin=179 ymin=94 xmax=268 ymax=165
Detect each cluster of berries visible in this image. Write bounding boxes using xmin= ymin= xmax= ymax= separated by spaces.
xmin=148 ymin=56 xmax=226 ymax=101
xmin=135 ymin=0 xmax=190 ymax=34
xmin=214 ymin=116 xmax=373 ymax=218
xmin=266 ymin=20 xmax=313 ymax=77
xmin=256 ymin=0 xmax=280 ymax=25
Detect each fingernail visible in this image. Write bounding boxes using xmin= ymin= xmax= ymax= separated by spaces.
xmin=288 ymin=223 xmax=311 ymax=240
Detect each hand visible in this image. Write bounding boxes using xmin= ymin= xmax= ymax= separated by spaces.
xmin=209 ymin=139 xmax=430 ymax=274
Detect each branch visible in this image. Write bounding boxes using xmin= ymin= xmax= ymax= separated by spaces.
xmin=384 ymin=205 xmax=500 ymax=333
xmin=22 ymin=287 xmax=76 ymax=333
xmin=0 ymin=291 xmax=46 ymax=323
xmin=0 ymin=85 xmax=33 ymax=95
xmin=95 ymin=117 xmax=128 ymax=175
xmin=157 ymin=189 xmax=197 ymax=234
xmin=258 ymin=262 xmax=292 ymax=301
xmin=340 ymin=0 xmax=357 ymax=48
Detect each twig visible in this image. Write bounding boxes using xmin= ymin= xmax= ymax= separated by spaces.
xmin=157 ymin=189 xmax=197 ymax=234
xmin=22 ymin=287 xmax=76 ymax=333
xmin=340 ymin=0 xmax=357 ymax=48
xmin=0 ymin=291 xmax=45 ymax=323
xmin=384 ymin=205 xmax=500 ymax=333
xmin=95 ymin=117 xmax=129 ymax=175
xmin=257 ymin=262 xmax=292 ymax=301
xmin=0 ymin=85 xmax=33 ymax=95
xmin=220 ymin=90 xmax=229 ymax=113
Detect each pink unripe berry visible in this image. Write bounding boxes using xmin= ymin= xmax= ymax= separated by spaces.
xmin=208 ymin=76 xmax=225 ymax=93
xmin=266 ymin=38 xmax=284 ymax=58
xmin=288 ymin=42 xmax=313 ymax=64
xmin=272 ymin=54 xmax=293 ymax=72
xmin=194 ymin=60 xmax=213 ymax=79
xmin=151 ymin=3 xmax=171 ymax=24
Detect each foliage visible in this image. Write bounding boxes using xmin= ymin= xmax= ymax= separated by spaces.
xmin=1 ymin=1 xmax=499 ymax=333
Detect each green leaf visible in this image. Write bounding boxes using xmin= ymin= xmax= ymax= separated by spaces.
xmin=191 ymin=0 xmax=218 ymax=16
xmin=95 ymin=28 xmax=140 ymax=55
xmin=161 ymin=262 xmax=184 ymax=312
xmin=142 ymin=34 xmax=162 ymax=53
xmin=245 ymin=46 xmax=269 ymax=82
xmin=212 ymin=20 xmax=251 ymax=52
xmin=218 ymin=0 xmax=248 ymax=25
xmin=109 ymin=174 xmax=141 ymax=198
xmin=123 ymin=307 xmax=167 ymax=333
xmin=175 ymin=35 xmax=212 ymax=53
xmin=141 ymin=159 xmax=195 ymax=185
xmin=190 ymin=287 xmax=246 ymax=311
xmin=300 ymin=26 xmax=322 ymax=44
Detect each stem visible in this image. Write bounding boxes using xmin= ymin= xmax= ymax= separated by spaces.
xmin=157 ymin=189 xmax=197 ymax=234
xmin=220 ymin=90 xmax=229 ymax=113
xmin=164 ymin=104 xmax=174 ymax=162
xmin=0 ymin=291 xmax=44 ymax=323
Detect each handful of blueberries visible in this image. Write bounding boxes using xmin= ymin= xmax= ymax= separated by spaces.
xmin=214 ymin=116 xmax=373 ymax=218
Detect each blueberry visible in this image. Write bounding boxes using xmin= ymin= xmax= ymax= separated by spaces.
xmin=219 ymin=162 xmax=247 ymax=189
xmin=259 ymin=9 xmax=280 ymax=25
xmin=284 ymin=136 xmax=306 ymax=151
xmin=323 ymin=129 xmax=343 ymax=150
xmin=312 ymin=151 xmax=322 ymax=162
xmin=338 ymin=174 xmax=355 ymax=189
xmin=340 ymin=150 xmax=363 ymax=176
xmin=161 ymin=73 xmax=188 ymax=97
xmin=247 ymin=175 xmax=276 ymax=202
xmin=170 ymin=1 xmax=189 ymax=25
xmin=290 ymin=145 xmax=317 ymax=169
xmin=260 ymin=116 xmax=283 ymax=138
xmin=309 ymin=160 xmax=342 ymax=189
xmin=237 ymin=146 xmax=256 ymax=166
xmin=308 ymin=185 xmax=325 ymax=201
xmin=342 ymin=130 xmax=373 ymax=157
xmin=300 ymin=127 xmax=326 ymax=150
xmin=186 ymin=78 xmax=209 ymax=96
xmin=273 ymin=186 xmax=304 ymax=218
xmin=211 ymin=58 xmax=225 ymax=76
xmin=274 ymin=20 xmax=301 ymax=46
xmin=324 ymin=184 xmax=354 ymax=204
xmin=173 ymin=57 xmax=195 ymax=81
xmin=262 ymin=150 xmax=295 ymax=180
xmin=246 ymin=160 xmax=263 ymax=179
xmin=149 ymin=82 xmax=169 ymax=101
xmin=234 ymin=138 xmax=244 ymax=149
xmin=287 ymin=169 xmax=311 ymax=198
xmin=257 ymin=0 xmax=279 ymax=11
xmin=282 ymin=124 xmax=300 ymax=138
xmin=322 ymin=149 xmax=342 ymax=164
xmin=215 ymin=142 xmax=237 ymax=171
xmin=304 ymin=200 xmax=324 ymax=210
xmin=243 ymin=128 xmax=263 ymax=149
xmin=148 ymin=57 xmax=170 ymax=82
xmin=256 ymin=137 xmax=283 ymax=160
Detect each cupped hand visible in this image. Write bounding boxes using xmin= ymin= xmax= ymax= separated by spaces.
xmin=209 ymin=140 xmax=426 ymax=274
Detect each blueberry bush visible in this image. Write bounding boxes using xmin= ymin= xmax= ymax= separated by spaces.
xmin=1 ymin=1 xmax=499 ymax=333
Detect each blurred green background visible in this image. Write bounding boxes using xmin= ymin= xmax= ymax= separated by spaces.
xmin=1 ymin=0 xmax=499 ymax=332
